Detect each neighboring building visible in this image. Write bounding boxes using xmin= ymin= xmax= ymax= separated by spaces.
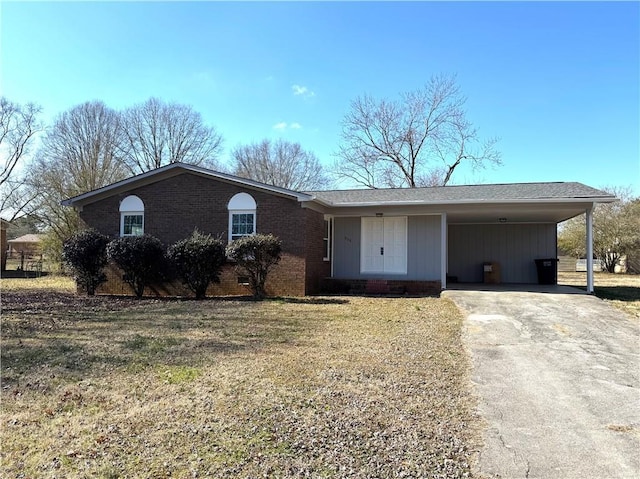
xmin=575 ymin=258 xmax=604 ymax=272
xmin=1 ymin=219 xmax=10 ymax=271
xmin=7 ymin=234 xmax=43 ymax=259
xmin=556 ymin=255 xmax=575 ymax=273
xmin=62 ymin=163 xmax=616 ymax=297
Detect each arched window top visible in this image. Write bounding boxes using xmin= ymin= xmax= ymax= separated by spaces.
xmin=120 ymin=195 xmax=144 ymax=237
xmin=228 ymin=193 xmax=256 ymax=242
xmin=228 ymin=192 xmax=256 ymax=210
xmin=120 ymin=195 xmax=144 ymax=212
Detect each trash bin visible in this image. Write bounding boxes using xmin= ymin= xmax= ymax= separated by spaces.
xmin=483 ymin=262 xmax=501 ymax=284
xmin=534 ymin=258 xmax=558 ymax=285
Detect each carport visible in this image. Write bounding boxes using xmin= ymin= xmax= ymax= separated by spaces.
xmin=311 ymin=182 xmax=616 ymax=294
xmin=444 ymin=190 xmax=613 ymax=292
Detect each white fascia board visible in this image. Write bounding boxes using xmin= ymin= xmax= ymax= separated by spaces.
xmin=323 ymin=197 xmax=616 ymax=208
xmin=313 ymin=197 xmax=618 ymax=208
xmin=304 ymin=195 xmax=334 ymax=207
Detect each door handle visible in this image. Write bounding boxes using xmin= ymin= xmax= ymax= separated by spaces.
xmin=380 ymin=247 xmax=384 ymax=255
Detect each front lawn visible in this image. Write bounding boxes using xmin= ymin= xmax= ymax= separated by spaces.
xmin=558 ymin=271 xmax=640 ymax=319
xmin=1 ymin=279 xmax=480 ymax=478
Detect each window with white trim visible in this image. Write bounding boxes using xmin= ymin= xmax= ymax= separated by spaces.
xmin=119 ymin=195 xmax=144 ymax=237
xmin=323 ymin=216 xmax=333 ymax=261
xmin=228 ymin=192 xmax=256 ymax=242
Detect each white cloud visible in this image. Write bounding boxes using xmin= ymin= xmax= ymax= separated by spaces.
xmin=292 ymin=84 xmax=315 ymax=98
xmin=272 ymin=122 xmax=303 ymax=131
xmin=292 ymin=84 xmax=307 ymax=95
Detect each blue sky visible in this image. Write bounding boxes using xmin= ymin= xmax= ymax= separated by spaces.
xmin=1 ymin=1 xmax=638 ymax=194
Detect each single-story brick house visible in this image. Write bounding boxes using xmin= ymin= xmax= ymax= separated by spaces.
xmin=62 ymin=162 xmax=615 ymax=296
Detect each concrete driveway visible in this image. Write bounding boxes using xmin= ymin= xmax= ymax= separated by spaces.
xmin=443 ymin=287 xmax=640 ymax=479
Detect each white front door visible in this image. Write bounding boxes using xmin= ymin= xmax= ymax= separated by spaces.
xmin=361 ymin=217 xmax=407 ymax=274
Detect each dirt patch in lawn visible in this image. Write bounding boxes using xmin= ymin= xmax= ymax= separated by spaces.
xmin=1 ymin=284 xmax=481 ymax=478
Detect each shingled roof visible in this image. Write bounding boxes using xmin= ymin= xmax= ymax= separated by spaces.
xmin=305 ymin=182 xmax=615 ymax=206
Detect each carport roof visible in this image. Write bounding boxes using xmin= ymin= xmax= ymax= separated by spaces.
xmin=305 ymin=182 xmax=615 ymax=207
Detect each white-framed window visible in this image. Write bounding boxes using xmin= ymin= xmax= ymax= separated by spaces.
xmin=119 ymin=195 xmax=144 ymax=237
xmin=323 ymin=216 xmax=333 ymax=261
xmin=228 ymin=192 xmax=256 ymax=242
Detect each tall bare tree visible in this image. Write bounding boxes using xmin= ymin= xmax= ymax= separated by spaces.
xmin=335 ymin=74 xmax=501 ymax=188
xmin=231 ymin=139 xmax=329 ymax=191
xmin=120 ymin=97 xmax=223 ymax=174
xmin=0 ymin=98 xmax=44 ymax=220
xmin=27 ymin=101 xmax=129 ymax=242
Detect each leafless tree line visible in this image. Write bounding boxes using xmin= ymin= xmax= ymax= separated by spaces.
xmin=232 ymin=139 xmax=328 ymax=191
xmin=335 ymin=74 xmax=501 ymax=188
xmin=1 ymin=98 xmax=224 ymax=233
xmin=0 ymin=98 xmax=44 ymax=220
xmin=2 ymin=75 xmax=501 ymax=250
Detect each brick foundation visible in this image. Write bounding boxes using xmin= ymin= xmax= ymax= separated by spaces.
xmin=321 ymin=278 xmax=442 ymax=296
xmin=93 ymin=253 xmax=307 ymax=298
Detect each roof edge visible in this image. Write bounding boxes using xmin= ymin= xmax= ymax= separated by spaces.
xmin=320 ymin=196 xmax=617 ymax=208
xmin=62 ymin=163 xmax=314 ymax=207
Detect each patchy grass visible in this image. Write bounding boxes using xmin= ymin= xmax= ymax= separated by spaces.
xmin=558 ymin=271 xmax=640 ymax=319
xmin=1 ymin=274 xmax=75 ymax=292
xmin=1 ymin=284 xmax=480 ymax=478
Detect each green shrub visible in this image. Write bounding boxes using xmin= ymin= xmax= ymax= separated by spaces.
xmin=226 ymin=234 xmax=282 ymax=299
xmin=62 ymin=229 xmax=110 ymax=295
xmin=167 ymin=230 xmax=226 ymax=299
xmin=107 ymin=234 xmax=165 ymax=298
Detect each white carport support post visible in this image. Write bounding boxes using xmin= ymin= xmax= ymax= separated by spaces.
xmin=441 ymin=212 xmax=447 ymax=290
xmin=586 ymin=204 xmax=594 ymax=294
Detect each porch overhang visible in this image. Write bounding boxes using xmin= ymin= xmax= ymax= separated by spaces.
xmin=321 ymin=198 xmax=615 ymax=296
xmin=318 ymin=200 xmax=601 ymax=225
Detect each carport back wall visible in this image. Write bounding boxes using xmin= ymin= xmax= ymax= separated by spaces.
xmin=448 ymin=223 xmax=556 ymax=283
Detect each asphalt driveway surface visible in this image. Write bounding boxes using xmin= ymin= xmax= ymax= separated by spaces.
xmin=443 ymin=287 xmax=640 ymax=479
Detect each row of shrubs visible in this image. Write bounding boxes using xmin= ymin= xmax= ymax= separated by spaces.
xmin=62 ymin=230 xmax=282 ymax=299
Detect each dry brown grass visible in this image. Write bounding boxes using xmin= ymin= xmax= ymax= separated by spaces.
xmin=1 ymin=275 xmax=75 ymax=292
xmin=1 ymin=283 xmax=480 ymax=478
xmin=558 ymin=271 xmax=640 ymax=319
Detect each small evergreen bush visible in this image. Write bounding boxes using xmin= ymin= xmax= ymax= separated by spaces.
xmin=107 ymin=234 xmax=165 ymax=298
xmin=167 ymin=230 xmax=226 ymax=299
xmin=62 ymin=229 xmax=110 ymax=296
xmin=226 ymin=234 xmax=282 ymax=299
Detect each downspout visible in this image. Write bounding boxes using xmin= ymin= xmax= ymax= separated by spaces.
xmin=586 ymin=204 xmax=594 ymax=294
xmin=330 ymin=217 xmax=335 ymax=279
xmin=441 ymin=212 xmax=447 ymax=290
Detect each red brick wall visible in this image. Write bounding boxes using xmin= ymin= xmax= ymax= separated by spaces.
xmin=303 ymin=208 xmax=331 ymax=294
xmin=95 ymin=254 xmax=306 ymax=297
xmin=79 ymin=172 xmax=326 ymax=297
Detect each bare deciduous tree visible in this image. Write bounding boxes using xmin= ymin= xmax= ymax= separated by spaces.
xmin=27 ymin=101 xmax=130 ymax=243
xmin=232 ymin=139 xmax=329 ymax=191
xmin=335 ymin=74 xmax=501 ymax=188
xmin=558 ymin=186 xmax=640 ymax=273
xmin=0 ymin=98 xmax=44 ymax=219
xmin=121 ymin=97 xmax=223 ymax=174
